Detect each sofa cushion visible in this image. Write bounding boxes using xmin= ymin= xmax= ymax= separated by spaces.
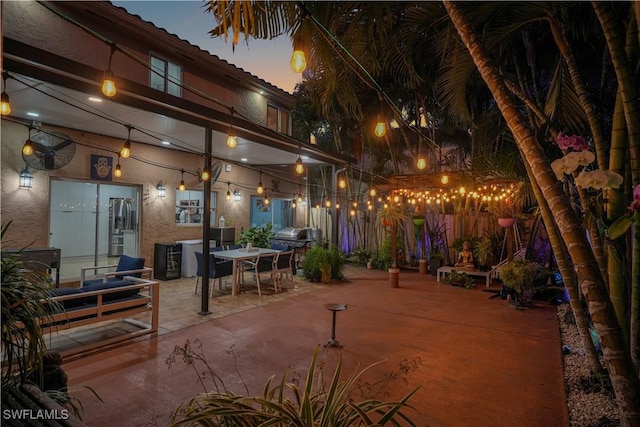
xmin=81 ymin=280 xmax=141 ymax=303
xmin=115 ymin=255 xmax=146 ymax=279
xmin=47 ymin=287 xmax=88 ymax=309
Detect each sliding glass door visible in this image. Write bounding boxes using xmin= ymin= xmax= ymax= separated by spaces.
xmin=49 ymin=179 xmax=140 ymax=281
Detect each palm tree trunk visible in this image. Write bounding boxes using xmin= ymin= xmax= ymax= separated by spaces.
xmin=443 ymin=2 xmax=640 ymax=425
xmin=609 ymin=90 xmax=630 ymax=342
xmin=524 ymin=146 xmax=605 ymax=375
xmin=547 ymin=14 xmax=609 ymax=169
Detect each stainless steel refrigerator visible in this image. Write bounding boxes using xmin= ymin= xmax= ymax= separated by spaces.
xmin=108 ymin=198 xmax=135 ymax=257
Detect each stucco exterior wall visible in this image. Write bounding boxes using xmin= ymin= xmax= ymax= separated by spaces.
xmin=1 ymin=120 xmax=301 ymax=271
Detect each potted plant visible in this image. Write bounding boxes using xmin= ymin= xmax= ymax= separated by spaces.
xmin=377 ymin=203 xmax=407 ymax=288
xmin=444 ymin=269 xmax=475 ymax=289
xmin=499 ymin=259 xmax=545 ymax=308
xmin=238 ymin=223 xmax=275 ymax=248
xmin=429 ymin=250 xmax=445 ymax=276
xmin=473 ymin=236 xmax=493 ymax=271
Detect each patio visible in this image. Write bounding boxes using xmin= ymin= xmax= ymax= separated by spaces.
xmin=59 ymin=266 xmax=568 ymax=426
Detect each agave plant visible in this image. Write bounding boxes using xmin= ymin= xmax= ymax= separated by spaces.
xmin=1 ymin=221 xmax=62 ymax=388
xmin=171 ymin=345 xmax=419 ymax=426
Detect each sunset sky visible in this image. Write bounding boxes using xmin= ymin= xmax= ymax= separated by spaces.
xmin=112 ymin=1 xmax=302 ymax=94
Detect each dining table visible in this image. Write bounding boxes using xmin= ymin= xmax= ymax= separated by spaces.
xmin=212 ymin=247 xmax=279 ymax=296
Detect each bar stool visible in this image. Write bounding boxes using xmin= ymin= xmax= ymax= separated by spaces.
xmin=323 ymin=303 xmax=347 ymax=348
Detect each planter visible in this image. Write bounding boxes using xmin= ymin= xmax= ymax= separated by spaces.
xmin=429 ymin=258 xmax=443 ymax=276
xmin=412 ymin=218 xmax=425 ymax=226
xmin=497 ymin=217 xmax=515 ymax=228
xmin=388 ymin=268 xmax=400 ymax=288
xmin=418 ymin=259 xmax=428 ymax=274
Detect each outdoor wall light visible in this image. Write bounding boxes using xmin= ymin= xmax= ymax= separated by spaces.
xmin=101 ymin=43 xmax=117 ymax=97
xmin=1 ymin=71 xmax=11 ymax=115
xmin=233 ymin=189 xmax=241 ymax=202
xmin=156 ymin=180 xmax=166 ymax=198
xmin=120 ymin=125 xmax=132 ymax=158
xmin=19 ymin=166 xmax=33 ymax=189
xmin=179 ymin=170 xmax=186 ymax=191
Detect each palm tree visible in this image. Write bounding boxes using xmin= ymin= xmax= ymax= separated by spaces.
xmin=442 ymin=2 xmax=639 ymax=425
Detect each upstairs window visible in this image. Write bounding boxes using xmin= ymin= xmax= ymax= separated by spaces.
xmin=267 ymin=105 xmax=291 ymax=135
xmin=150 ymin=56 xmax=182 ymax=97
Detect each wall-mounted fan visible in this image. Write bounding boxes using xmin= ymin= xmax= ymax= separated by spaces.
xmin=22 ymin=131 xmax=76 ymax=170
xmin=210 ymin=161 xmax=222 ymax=184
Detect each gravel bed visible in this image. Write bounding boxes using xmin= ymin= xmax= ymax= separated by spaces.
xmin=557 ymin=304 xmax=620 ymax=427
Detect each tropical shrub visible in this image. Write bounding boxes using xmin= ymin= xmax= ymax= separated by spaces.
xmin=301 ymin=245 xmax=346 ymax=282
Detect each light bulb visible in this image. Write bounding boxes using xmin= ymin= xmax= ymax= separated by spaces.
xmin=290 ymin=50 xmax=307 ymax=73
xmin=295 ymin=156 xmax=304 ymax=175
xmin=114 ymin=163 xmax=122 ymax=178
xmin=374 ymin=121 xmax=386 ymax=137
xmin=101 ymin=70 xmax=116 ymax=97
xmin=416 ymin=157 xmax=427 ymax=170
xmin=179 ymin=180 xmax=185 ymax=191
xmin=257 ymin=181 xmax=264 ymax=194
xmin=201 ymin=169 xmax=210 ymax=181
xmin=441 ymin=174 xmax=449 ymax=185
xmin=338 ymin=178 xmax=347 ymax=189
xmin=369 ymin=187 xmax=376 ymax=197
xmin=0 ymin=92 xmax=11 ymax=115
xmin=120 ymin=139 xmax=131 ymax=158
xmin=226 ymin=130 xmax=237 ymax=148
xmin=22 ymin=140 xmax=34 ymax=156
xmin=226 ymin=190 xmax=231 ymax=201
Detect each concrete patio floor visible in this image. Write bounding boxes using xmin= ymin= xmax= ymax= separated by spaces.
xmin=60 ymin=266 xmax=569 ymax=427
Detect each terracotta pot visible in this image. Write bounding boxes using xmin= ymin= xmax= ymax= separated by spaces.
xmin=418 ymin=259 xmax=428 ymax=274
xmin=498 ymin=217 xmax=515 ymax=228
xmin=381 ymin=219 xmax=392 ymax=227
xmin=388 ymin=268 xmax=400 ymax=288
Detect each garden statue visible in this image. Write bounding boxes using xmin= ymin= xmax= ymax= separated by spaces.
xmin=455 ymin=240 xmax=475 ymax=268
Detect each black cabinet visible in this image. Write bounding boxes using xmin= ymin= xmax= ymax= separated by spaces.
xmin=154 ymin=243 xmax=182 ymax=280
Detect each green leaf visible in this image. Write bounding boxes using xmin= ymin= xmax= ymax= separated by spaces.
xmin=607 ymin=216 xmax=634 ymax=240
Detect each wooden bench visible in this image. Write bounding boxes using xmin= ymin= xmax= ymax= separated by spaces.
xmin=40 ymin=277 xmax=159 ymax=358
xmin=436 ymin=266 xmax=494 ymax=288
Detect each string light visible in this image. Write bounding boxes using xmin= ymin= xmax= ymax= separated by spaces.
xmin=1 ymin=71 xmax=11 ymax=115
xmin=120 ymin=125 xmax=131 ymax=158
xmin=374 ymin=118 xmax=386 ymax=137
xmin=22 ymin=126 xmax=34 ymax=156
xmin=264 ymin=192 xmax=270 ymax=205
xmin=416 ymin=156 xmax=427 ymax=170
xmin=227 ymin=107 xmax=237 ymax=148
xmin=257 ymin=172 xmax=264 ymax=194
xmin=441 ymin=174 xmax=449 ymax=185
xmin=101 ymin=43 xmax=117 ymax=97
xmin=295 ymin=154 xmax=304 ymax=175
xmin=290 ymin=37 xmax=307 ymax=73
xmin=114 ymin=155 xmax=122 ymax=178
xmin=179 ymin=170 xmax=186 ymax=191
xmin=201 ymin=167 xmax=210 ymax=181
xmin=226 ymin=182 xmax=231 ymax=201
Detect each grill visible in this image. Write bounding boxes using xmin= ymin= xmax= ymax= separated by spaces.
xmin=269 ymin=228 xmax=314 ymax=249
